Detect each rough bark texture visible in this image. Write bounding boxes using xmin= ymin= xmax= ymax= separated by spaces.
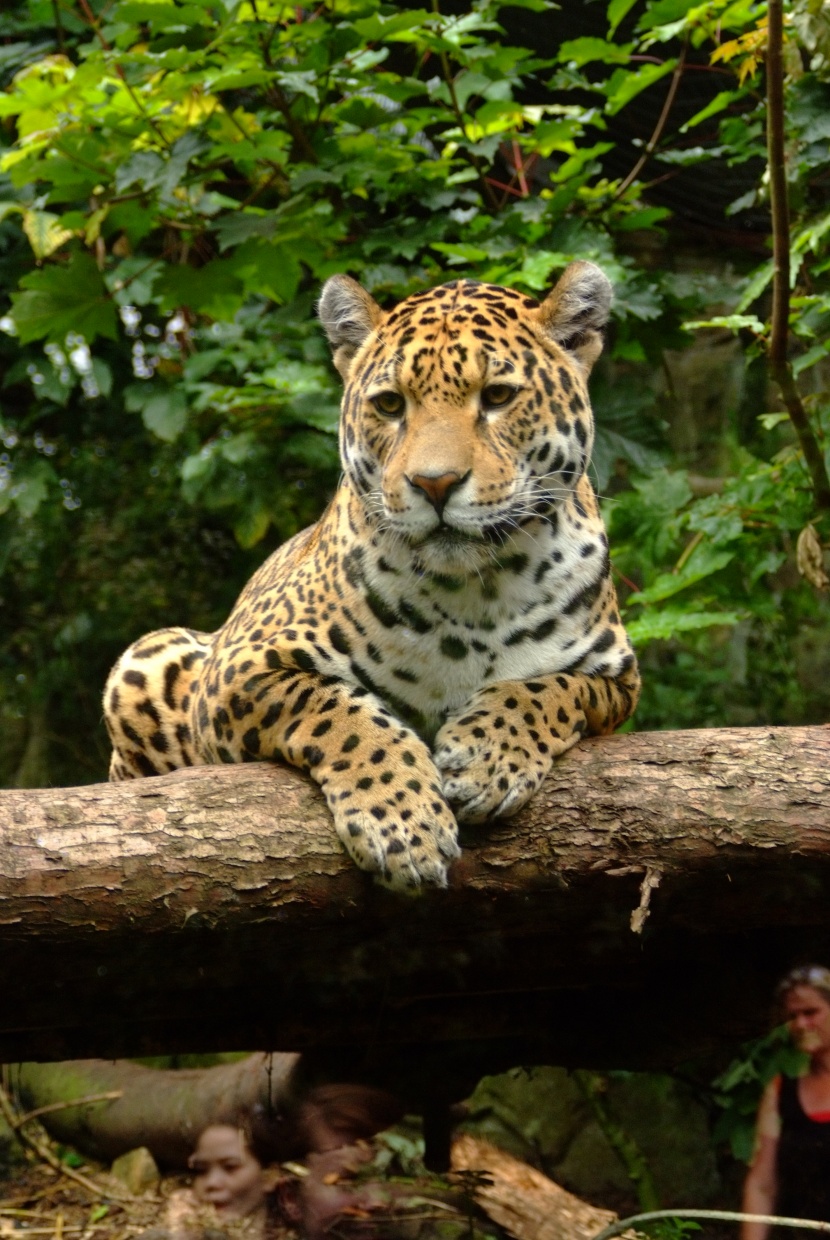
xmin=2 ymin=726 xmax=830 ymax=1077
xmin=8 ymin=1054 xmax=301 ymax=1168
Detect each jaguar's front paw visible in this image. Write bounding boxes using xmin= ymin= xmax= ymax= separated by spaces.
xmin=322 ymin=753 xmax=464 ymax=892
xmin=331 ymin=798 xmax=460 ymax=890
xmin=433 ymin=688 xmax=564 ymax=824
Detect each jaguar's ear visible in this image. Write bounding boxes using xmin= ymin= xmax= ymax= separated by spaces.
xmin=318 ymin=275 xmax=383 ymax=380
xmin=535 ymin=261 xmax=613 ymax=375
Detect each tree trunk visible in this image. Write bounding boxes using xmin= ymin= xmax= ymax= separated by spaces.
xmin=7 ymin=1054 xmax=301 ymax=1168
xmin=2 ymin=726 xmax=830 ymax=1076
xmin=13 ymin=701 xmax=51 ymax=790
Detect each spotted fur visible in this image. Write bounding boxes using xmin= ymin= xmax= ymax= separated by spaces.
xmin=104 ymin=262 xmax=640 ymax=889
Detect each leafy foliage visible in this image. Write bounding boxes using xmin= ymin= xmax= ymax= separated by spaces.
xmin=0 ymin=0 xmax=829 ymax=784
xmin=712 ymin=1025 xmax=809 ymax=1163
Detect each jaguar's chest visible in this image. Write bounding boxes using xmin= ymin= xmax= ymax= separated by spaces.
xmin=325 ymin=515 xmax=606 ymax=737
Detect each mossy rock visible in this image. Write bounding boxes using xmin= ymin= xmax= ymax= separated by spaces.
xmin=464 ymin=1068 xmax=719 ymax=1213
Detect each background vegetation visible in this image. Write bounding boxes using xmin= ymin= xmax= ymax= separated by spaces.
xmin=1 ymin=0 xmax=830 ymax=1218
xmin=1 ymin=0 xmax=829 ymax=788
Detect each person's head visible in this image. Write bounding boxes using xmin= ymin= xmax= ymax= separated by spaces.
xmin=188 ymin=1124 xmax=266 ymax=1218
xmin=296 ymin=1084 xmax=403 ymax=1154
xmin=777 ymin=965 xmax=830 ymax=1055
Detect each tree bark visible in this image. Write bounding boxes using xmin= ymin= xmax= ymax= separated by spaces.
xmin=450 ymin=1134 xmax=618 ymax=1240
xmin=2 ymin=726 xmax=830 ymax=1076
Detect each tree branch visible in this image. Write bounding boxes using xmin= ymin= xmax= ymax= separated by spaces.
xmin=613 ymin=44 xmax=687 ymax=203
xmin=2 ymin=727 xmax=830 ymax=1074
xmin=765 ymin=0 xmax=830 ymax=511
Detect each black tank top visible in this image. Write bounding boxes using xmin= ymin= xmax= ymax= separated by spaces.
xmin=777 ymin=1074 xmax=830 ymax=1223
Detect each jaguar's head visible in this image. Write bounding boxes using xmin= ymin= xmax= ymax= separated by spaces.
xmin=319 ymin=262 xmax=612 ymax=573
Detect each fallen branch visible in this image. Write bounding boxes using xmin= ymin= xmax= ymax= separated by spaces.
xmin=0 ymin=1084 xmax=132 ymax=1204
xmin=11 ymin=1092 xmax=124 ymax=1130
xmin=451 ymin=1134 xmax=617 ymax=1240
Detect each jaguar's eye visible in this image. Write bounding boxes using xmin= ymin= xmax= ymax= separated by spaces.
xmin=482 ymin=383 xmax=517 ymax=409
xmin=371 ymin=391 xmax=405 ymax=417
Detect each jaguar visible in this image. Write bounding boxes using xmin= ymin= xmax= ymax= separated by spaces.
xmin=104 ymin=261 xmax=640 ymax=890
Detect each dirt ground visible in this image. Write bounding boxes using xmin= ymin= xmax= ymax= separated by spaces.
xmin=0 ymin=1159 xmax=192 ymax=1240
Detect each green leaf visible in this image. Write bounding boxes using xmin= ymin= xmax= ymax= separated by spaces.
xmin=10 ymin=460 xmax=53 ymax=519
xmin=227 ymin=239 xmax=304 ymax=304
xmin=352 ymin=10 xmax=433 ymax=41
xmin=635 ymin=469 xmax=693 ymax=516
xmin=289 ymin=392 xmax=340 ymax=434
xmin=452 ymin=70 xmax=495 ymax=110
xmin=499 ymin=0 xmax=553 ymax=8
xmin=557 ymin=37 xmax=631 ymax=67
xmin=680 ymin=90 xmax=742 ymax=134
xmin=219 ymin=432 xmax=257 ymax=467
xmin=55 ymin=612 xmax=94 ymax=648
xmin=431 ymin=241 xmax=490 ymax=264
xmin=532 ymin=117 xmax=588 ymax=157
xmin=592 ymin=427 xmax=663 ymax=490
xmin=10 ymin=252 xmax=118 ymax=344
xmin=684 ymin=314 xmax=765 ymax=334
xmin=114 ymin=150 xmax=166 ymax=195
xmin=628 ymin=547 xmax=734 ymax=605
xmin=22 ymin=210 xmax=74 ymax=258
xmin=735 ymin=262 xmax=774 ymax=314
xmin=108 ymin=258 xmax=164 ymax=308
xmin=749 ymin=549 xmax=786 ymax=585
xmin=625 ymin=607 xmax=742 ymax=645
xmin=726 ymin=189 xmax=757 ymax=216
xmin=91 ymin=358 xmax=113 ymax=399
xmin=233 ymin=505 xmax=271 ymax=548
xmin=520 ymin=250 xmax=570 ymax=289
xmin=793 ymin=341 xmax=830 ymax=376
xmin=604 ymin=59 xmax=676 ymax=114
xmin=275 ymin=70 xmax=319 ymax=103
xmin=180 ymin=445 xmax=216 ymax=497
xmin=793 ymin=212 xmax=830 ymax=256
xmin=758 ymin=412 xmax=790 ymax=431
xmin=613 ymin=205 xmax=671 ymax=231
xmin=141 ymin=389 xmax=188 ymax=441
xmin=214 ymin=212 xmax=279 ymax=252
xmin=789 ymin=76 xmax=830 ymax=144
xmin=607 ymin=0 xmax=640 ymax=36
xmin=202 ymin=65 xmax=272 ymax=92
xmin=154 ymin=262 xmax=245 ymax=319
xmin=116 ymin=2 xmax=213 ymax=26
xmin=635 ymin=0 xmax=699 ymax=34
xmin=615 ymin=279 xmax=663 ymax=321
xmin=334 ymin=95 xmax=395 ymax=129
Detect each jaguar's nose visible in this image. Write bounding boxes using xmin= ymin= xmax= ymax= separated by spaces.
xmin=407 ymin=470 xmax=469 ymax=517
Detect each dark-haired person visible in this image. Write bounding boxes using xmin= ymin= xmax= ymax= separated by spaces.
xmin=143 ymin=1084 xmax=402 ymax=1240
xmin=187 ymin=1124 xmax=268 ymax=1221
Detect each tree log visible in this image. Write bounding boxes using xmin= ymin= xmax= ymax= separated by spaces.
xmin=2 ymin=726 xmax=830 ymax=1076
xmin=8 ymin=1054 xmax=301 ymax=1168
xmin=450 ymin=1134 xmax=618 ymax=1240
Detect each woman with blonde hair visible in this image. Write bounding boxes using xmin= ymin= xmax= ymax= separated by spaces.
xmin=742 ymin=966 xmax=830 ymax=1240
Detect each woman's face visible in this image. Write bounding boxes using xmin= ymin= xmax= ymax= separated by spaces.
xmin=784 ymin=985 xmax=830 ymax=1055
xmin=189 ymin=1125 xmax=265 ymax=1218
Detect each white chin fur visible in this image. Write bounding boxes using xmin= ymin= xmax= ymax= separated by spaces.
xmin=411 ymin=532 xmax=495 ymax=575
